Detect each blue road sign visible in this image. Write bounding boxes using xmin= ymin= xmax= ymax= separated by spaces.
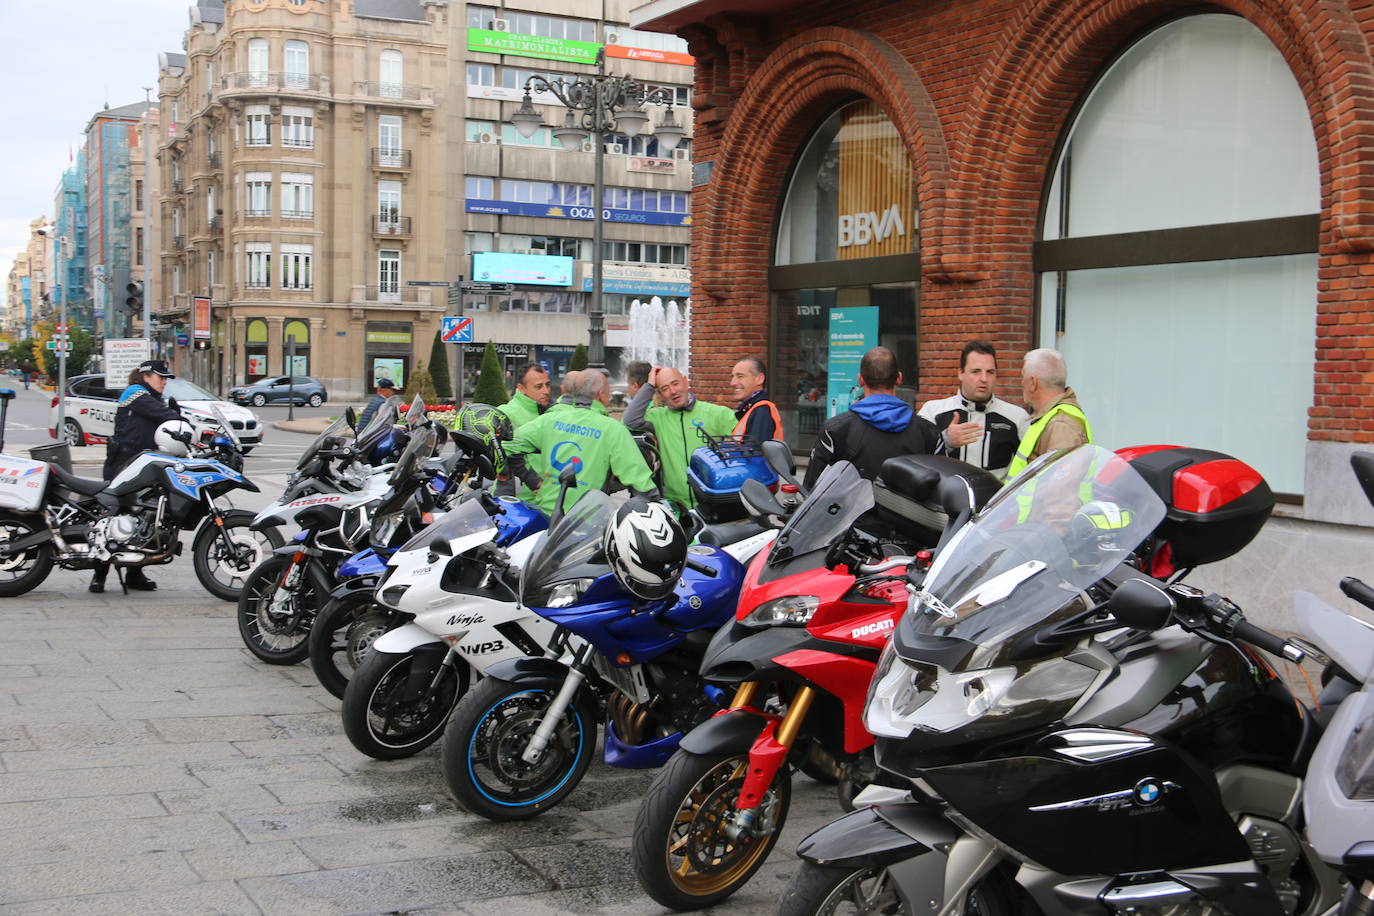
xmin=442 ymin=316 xmax=474 ymax=343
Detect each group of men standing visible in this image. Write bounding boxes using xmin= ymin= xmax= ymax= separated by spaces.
xmin=487 ymin=341 xmax=1091 ymax=518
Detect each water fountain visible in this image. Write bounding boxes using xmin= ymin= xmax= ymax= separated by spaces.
xmin=624 ymin=296 xmax=691 ymax=373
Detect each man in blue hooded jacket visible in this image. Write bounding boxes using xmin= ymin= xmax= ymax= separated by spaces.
xmin=803 ymin=346 xmax=941 ymax=489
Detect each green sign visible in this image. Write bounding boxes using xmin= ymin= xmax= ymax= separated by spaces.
xmin=366 ymin=330 xmax=412 ymax=345
xmin=467 ymin=28 xmax=601 ymax=65
xmin=826 ymin=307 xmax=879 ymax=418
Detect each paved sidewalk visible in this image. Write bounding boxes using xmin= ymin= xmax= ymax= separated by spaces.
xmin=0 ymin=560 xmax=840 ymax=914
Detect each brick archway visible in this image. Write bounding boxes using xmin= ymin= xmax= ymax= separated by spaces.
xmin=691 ymin=26 xmax=949 ymax=394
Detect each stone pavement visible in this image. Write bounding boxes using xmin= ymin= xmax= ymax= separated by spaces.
xmin=0 ymin=560 xmax=840 ymax=915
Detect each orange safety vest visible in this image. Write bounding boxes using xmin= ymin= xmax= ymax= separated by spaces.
xmin=733 ymin=398 xmax=783 ymax=440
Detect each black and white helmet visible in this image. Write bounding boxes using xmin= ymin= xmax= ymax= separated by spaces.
xmin=603 ymin=497 xmax=687 ymax=601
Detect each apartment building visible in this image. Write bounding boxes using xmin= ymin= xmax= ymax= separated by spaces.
xmin=52 ymin=150 xmax=92 ymax=334
xmin=5 ymin=218 xmax=56 ymax=341
xmin=5 ymin=251 xmax=33 ymax=342
xmin=85 ymin=101 xmax=153 ymax=338
xmin=158 ymin=0 xmax=449 ymax=397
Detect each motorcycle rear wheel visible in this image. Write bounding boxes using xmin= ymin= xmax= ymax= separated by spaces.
xmin=308 ymin=593 xmax=394 ymax=699
xmin=194 ymin=510 xmax=283 ymax=602
xmin=778 ymin=861 xmax=1020 ymax=916
xmin=633 ymin=749 xmax=792 ymax=910
xmin=441 ymin=675 xmax=598 ymax=821
xmin=0 ymin=512 xmax=53 ymax=597
xmin=236 ymin=554 xmax=330 ymax=664
xmin=342 ymin=648 xmax=469 ymax=760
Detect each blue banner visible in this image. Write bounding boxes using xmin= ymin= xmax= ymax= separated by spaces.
xmin=826 ymin=307 xmax=879 ymax=419
xmin=465 ymin=198 xmax=690 ymax=227
xmin=580 ymin=278 xmax=691 ymax=296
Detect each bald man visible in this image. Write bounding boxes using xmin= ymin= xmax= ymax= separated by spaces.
xmin=624 ymin=365 xmax=735 ymax=511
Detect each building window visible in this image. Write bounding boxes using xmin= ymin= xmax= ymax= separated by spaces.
xmin=378 ymin=249 xmax=401 ymax=299
xmin=280 ymin=244 xmax=312 ymax=290
xmin=379 ymin=49 xmax=403 ymax=99
xmin=245 ymin=317 xmax=268 ymax=379
xmin=245 ymin=243 xmax=272 ymax=288
xmin=281 ymin=173 xmax=314 ymax=219
xmin=281 ymin=106 xmax=313 ymax=148
xmin=378 ymin=180 xmax=402 ymax=228
xmin=605 ymin=26 xmax=690 ymax=53
xmin=284 ymin=40 xmax=309 ymax=88
xmin=466 ymin=5 xmax=496 ymax=29
xmin=245 ymin=105 xmax=271 ymax=146
xmin=466 ymin=63 xmax=496 ymax=86
xmin=283 ymin=319 xmax=309 ymax=374
xmin=378 ymin=115 xmax=403 ymax=164
xmin=502 ymin=234 xmax=589 ymax=259
xmin=465 ymin=175 xmax=494 ymax=199
xmin=207 ymin=250 xmax=215 ymax=288
xmin=247 ymin=38 xmax=268 ymax=87
xmin=135 ymin=227 xmax=144 ymax=266
xmin=172 ymin=265 xmax=182 ymax=295
xmin=602 ymin=241 xmax=687 ymax=266
xmin=245 ymin=172 xmax=272 ymax=217
xmin=1035 ymin=13 xmax=1319 ymax=494
xmin=206 ymin=185 xmax=216 ymax=221
xmin=134 ymin=180 xmax=144 ymax=212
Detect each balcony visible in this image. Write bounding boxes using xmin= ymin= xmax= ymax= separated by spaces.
xmin=281 ymin=209 xmax=314 ymax=221
xmin=220 ymin=71 xmax=329 ymax=99
xmin=354 ymin=81 xmax=434 ymax=105
xmin=208 ymin=215 xmax=222 ymax=232
xmin=172 ymin=235 xmax=184 ymax=250
xmin=241 ymin=209 xmax=272 ymax=221
xmin=364 ymin=286 xmax=419 ymax=303
xmin=373 ymin=215 xmax=412 ymax=237
xmin=371 ymin=147 xmax=412 ymax=170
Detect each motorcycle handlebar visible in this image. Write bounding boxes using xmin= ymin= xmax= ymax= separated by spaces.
xmin=857 ymin=556 xmax=912 ymax=575
xmin=1198 ymin=593 xmax=1305 ymax=663
xmin=1340 ymin=576 xmax=1374 ymax=613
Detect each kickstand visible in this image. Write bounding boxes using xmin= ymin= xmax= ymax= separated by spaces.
xmin=115 ymin=566 xmax=128 ymax=595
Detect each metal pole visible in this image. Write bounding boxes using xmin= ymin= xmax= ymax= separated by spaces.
xmin=286 ymin=339 xmax=296 ymax=421
xmin=589 ymin=53 xmax=606 ymax=370
xmin=142 ymin=89 xmax=153 ymax=341
xmin=452 ymin=275 xmax=465 ymax=409
xmin=56 ymin=236 xmax=68 ymax=442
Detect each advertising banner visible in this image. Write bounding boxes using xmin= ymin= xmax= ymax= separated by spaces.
xmin=473 ymin=252 xmax=573 ymax=287
xmin=467 ymin=29 xmax=600 ymax=65
xmin=826 ymin=307 xmax=879 ymax=419
xmin=192 ymin=297 xmax=211 ymax=340
xmin=103 ymin=338 xmax=151 ymax=386
xmin=603 ymin=45 xmax=694 ymax=66
xmin=465 ymin=198 xmax=689 ymax=227
xmin=627 ymin=157 xmax=677 ymax=175
xmin=371 ymin=358 xmax=405 ymax=388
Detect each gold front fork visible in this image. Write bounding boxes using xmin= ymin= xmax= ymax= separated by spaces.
xmin=730 ymin=681 xmax=760 ymax=709
xmin=774 ymin=686 xmax=816 ymax=748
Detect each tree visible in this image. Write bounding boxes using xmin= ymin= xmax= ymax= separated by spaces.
xmin=428 ymin=330 xmax=452 ymax=401
xmin=40 ymin=325 xmax=93 ymax=378
xmin=570 ymin=343 xmax=588 ymax=371
xmin=473 ymin=341 xmax=509 ymax=406
xmin=410 ymin=360 xmax=439 ymax=405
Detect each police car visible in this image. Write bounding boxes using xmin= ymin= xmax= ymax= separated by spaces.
xmin=50 ymin=374 xmax=264 ymax=452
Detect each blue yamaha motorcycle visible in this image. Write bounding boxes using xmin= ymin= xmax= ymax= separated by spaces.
xmin=439 ymin=475 xmax=747 ymax=821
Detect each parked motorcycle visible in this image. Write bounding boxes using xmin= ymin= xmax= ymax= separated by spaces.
xmin=0 ymin=404 xmax=280 ymax=600
xmin=779 ymin=443 xmax=1346 ymax=916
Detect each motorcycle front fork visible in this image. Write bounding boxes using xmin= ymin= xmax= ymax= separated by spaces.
xmin=723 ymin=682 xmax=816 ymax=838
xmin=521 ymin=643 xmax=592 ymax=764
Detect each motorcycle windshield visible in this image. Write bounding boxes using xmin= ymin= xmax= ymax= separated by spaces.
xmin=354 ymin=399 xmax=401 ymax=458
xmin=759 ymin=461 xmax=872 ymax=583
xmin=388 ymin=426 xmax=436 ymax=488
xmin=296 ymin=414 xmax=351 ymax=470
xmin=209 ymin=404 xmax=241 ymax=450
xmin=404 ymin=394 xmax=428 ymax=428
xmin=909 ymin=444 xmax=1166 ymax=650
xmin=520 ymin=490 xmax=612 ymax=606
xmin=398 ymin=498 xmax=494 ymax=553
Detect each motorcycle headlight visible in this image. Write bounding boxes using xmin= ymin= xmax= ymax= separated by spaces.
xmin=742 ymin=595 xmax=819 ymax=627
xmin=865 ymin=642 xmax=1016 ymax=739
xmin=542 ymin=578 xmax=595 ymax=609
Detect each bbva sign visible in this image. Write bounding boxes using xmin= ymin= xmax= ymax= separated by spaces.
xmin=838 ymin=204 xmax=906 ymax=248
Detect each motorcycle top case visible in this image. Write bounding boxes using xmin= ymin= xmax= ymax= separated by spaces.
xmin=687 ymin=439 xmax=777 ymax=522
xmin=1117 ymin=444 xmax=1274 ymax=567
xmin=0 ymin=454 xmax=51 ymax=511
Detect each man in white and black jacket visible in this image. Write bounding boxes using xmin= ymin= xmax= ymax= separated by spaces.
xmin=918 ymin=340 xmax=1029 ymax=479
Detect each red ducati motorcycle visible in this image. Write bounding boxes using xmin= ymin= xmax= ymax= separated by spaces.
xmin=632 ymin=456 xmax=999 ymax=910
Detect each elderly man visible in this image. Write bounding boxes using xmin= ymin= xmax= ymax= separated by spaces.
xmin=1004 ymin=347 xmax=1092 ymax=480
xmin=624 ymin=365 xmax=735 ymax=511
xmin=729 ymin=356 xmax=782 ymax=443
xmin=626 ymin=361 xmax=652 ymax=400
xmin=498 ymin=362 xmax=551 ymax=430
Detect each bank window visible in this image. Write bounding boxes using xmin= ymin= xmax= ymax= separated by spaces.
xmin=281 ymin=106 xmax=313 ymax=148
xmin=245 ymin=172 xmax=272 ymax=217
xmin=281 ymin=173 xmax=313 ymax=219
xmin=245 ymin=243 xmax=271 ymax=289
xmin=280 ymin=244 xmax=312 ymax=290
xmin=245 ymin=105 xmax=271 ymax=146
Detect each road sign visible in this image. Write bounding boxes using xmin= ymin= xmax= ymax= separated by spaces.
xmin=459 ymin=282 xmax=515 ymax=293
xmin=441 ymin=316 xmax=474 ymax=343
xmin=103 ymin=338 xmax=150 ymax=384
xmin=406 ymin=280 xmax=453 ymax=287
xmin=45 ymin=342 xmax=70 ymax=352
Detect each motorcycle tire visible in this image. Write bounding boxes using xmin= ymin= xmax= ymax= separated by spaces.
xmin=342 ymin=648 xmax=470 ymax=760
xmin=308 ymin=593 xmax=395 ymax=700
xmin=236 ymin=554 xmax=330 ymax=665
xmin=633 ymin=749 xmax=792 ymax=911
xmin=0 ymin=511 xmax=54 ymax=598
xmin=778 ymin=861 xmax=1021 ymax=916
xmin=194 ymin=510 xmax=283 ymax=602
xmin=441 ymin=675 xmax=598 ymax=821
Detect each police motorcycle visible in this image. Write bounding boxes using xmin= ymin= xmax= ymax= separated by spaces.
xmin=437 ymin=467 xmax=756 ymax=821
xmin=0 ymin=402 xmax=280 ymax=600
xmin=778 ymin=443 xmax=1350 ymax=916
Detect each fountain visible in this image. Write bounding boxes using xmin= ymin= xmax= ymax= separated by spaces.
xmin=625 ymin=297 xmax=691 ymax=372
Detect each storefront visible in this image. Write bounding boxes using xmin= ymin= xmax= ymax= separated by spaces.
xmin=364 ymin=321 xmax=413 ymax=389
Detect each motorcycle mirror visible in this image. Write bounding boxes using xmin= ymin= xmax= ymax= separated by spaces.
xmin=761 ymin=440 xmax=796 ymax=478
xmin=740 ymin=478 xmax=787 ymax=523
xmin=938 ymin=475 xmax=974 ymax=517
xmin=558 ymin=464 xmax=578 ymax=487
xmin=434 ymin=425 xmax=449 ymax=446
xmin=1352 ymin=452 xmax=1374 ymax=509
xmin=1107 ymin=578 xmax=1176 ymax=631
xmin=430 ymin=538 xmax=454 ymax=558
xmin=474 ymin=453 xmax=497 ymax=481
xmin=345 ymin=406 xmax=358 ymax=431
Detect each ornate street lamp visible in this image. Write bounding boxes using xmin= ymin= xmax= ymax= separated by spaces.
xmin=509 ymin=49 xmax=683 ymax=369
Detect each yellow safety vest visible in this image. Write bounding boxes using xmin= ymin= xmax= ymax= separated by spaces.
xmin=1004 ymin=403 xmax=1092 ymax=482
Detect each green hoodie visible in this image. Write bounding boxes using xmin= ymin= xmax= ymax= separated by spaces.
xmin=626 ymin=388 xmax=736 ymax=509
xmin=497 ymin=390 xmax=543 ymax=430
xmin=506 ymin=402 xmax=655 ymax=516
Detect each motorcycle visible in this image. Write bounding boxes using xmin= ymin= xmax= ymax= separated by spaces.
xmin=632 ymin=454 xmax=1001 ymax=909
xmin=781 ymin=443 xmax=1345 ymax=916
xmin=0 ymin=404 xmax=281 ymax=600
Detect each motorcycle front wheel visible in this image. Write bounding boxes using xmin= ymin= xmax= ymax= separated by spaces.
xmin=633 ymin=749 xmax=792 ymax=910
xmin=342 ymin=648 xmax=469 ymax=760
xmin=0 ymin=512 xmax=53 ymax=597
xmin=441 ymin=675 xmax=598 ymax=821
xmin=236 ymin=554 xmax=329 ymax=665
xmin=778 ymin=861 xmax=1021 ymax=916
xmin=194 ymin=510 xmax=283 ymax=601
xmin=308 ymin=593 xmax=394 ymax=699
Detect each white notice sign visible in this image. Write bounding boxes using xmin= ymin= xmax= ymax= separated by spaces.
xmin=103 ymin=339 xmax=151 ymax=386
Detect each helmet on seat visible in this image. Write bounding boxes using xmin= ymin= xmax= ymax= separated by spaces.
xmin=154 ymin=419 xmax=196 ymax=457
xmin=603 ymin=497 xmax=687 ymax=601
xmin=452 ymin=402 xmax=515 ymax=475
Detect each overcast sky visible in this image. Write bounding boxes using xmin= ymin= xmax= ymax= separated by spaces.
xmin=0 ymin=0 xmax=191 ymax=310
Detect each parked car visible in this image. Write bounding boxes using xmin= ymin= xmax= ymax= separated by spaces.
xmin=50 ymin=374 xmax=264 ymax=452
xmin=228 ymin=376 xmax=328 ymax=408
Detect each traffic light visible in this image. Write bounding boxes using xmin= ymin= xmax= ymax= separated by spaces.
xmin=125 ymin=281 xmax=144 ymax=316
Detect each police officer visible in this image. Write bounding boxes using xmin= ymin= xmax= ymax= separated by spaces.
xmin=505 ymin=370 xmax=657 ymax=517
xmin=92 ymin=359 xmax=182 ymax=593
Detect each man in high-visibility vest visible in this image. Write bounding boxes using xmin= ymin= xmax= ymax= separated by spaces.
xmin=729 ymin=356 xmax=783 ymax=443
xmin=1004 ymin=348 xmax=1092 ymax=480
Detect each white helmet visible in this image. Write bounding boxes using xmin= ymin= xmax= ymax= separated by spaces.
xmin=154 ymin=419 xmax=196 ymax=457
xmin=603 ymin=497 xmax=687 ymax=601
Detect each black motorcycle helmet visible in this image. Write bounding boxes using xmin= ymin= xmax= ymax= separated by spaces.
xmin=603 ymin=496 xmax=687 ymax=601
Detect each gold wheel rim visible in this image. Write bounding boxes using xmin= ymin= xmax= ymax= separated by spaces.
xmin=663 ymin=756 xmax=781 ymax=895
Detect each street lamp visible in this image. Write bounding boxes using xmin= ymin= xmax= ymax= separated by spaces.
xmin=35 ymin=225 xmax=70 ymax=442
xmin=509 ymin=49 xmax=683 ymax=369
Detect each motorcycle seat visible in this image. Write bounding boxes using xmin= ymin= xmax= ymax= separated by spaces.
xmin=877 ymin=455 xmax=1001 ymax=510
xmin=49 ymin=463 xmax=107 ymax=497
xmin=697 ymin=520 xmax=768 ymax=548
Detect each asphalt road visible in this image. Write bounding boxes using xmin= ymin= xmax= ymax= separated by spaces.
xmin=0 ymin=384 xmax=840 ymax=914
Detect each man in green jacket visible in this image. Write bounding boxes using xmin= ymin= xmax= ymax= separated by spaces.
xmin=497 ymin=362 xmax=551 ymax=430
xmin=506 ymin=370 xmax=658 ymax=516
xmin=624 ymin=366 xmax=736 ymax=511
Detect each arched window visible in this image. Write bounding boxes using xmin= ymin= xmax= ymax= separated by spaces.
xmin=284 ymin=40 xmax=310 ymax=89
xmin=245 ymin=318 xmax=268 ymax=381
xmin=1035 ymin=14 xmax=1319 ymax=493
xmin=283 ymin=319 xmax=310 ymax=377
xmin=380 ymin=50 xmax=403 ymax=99
xmin=247 ymin=38 xmax=268 ymax=88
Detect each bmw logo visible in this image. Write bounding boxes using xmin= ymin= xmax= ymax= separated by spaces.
xmin=688 ymin=596 xmax=702 ymax=609
xmin=1134 ymin=778 xmax=1162 ymax=806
